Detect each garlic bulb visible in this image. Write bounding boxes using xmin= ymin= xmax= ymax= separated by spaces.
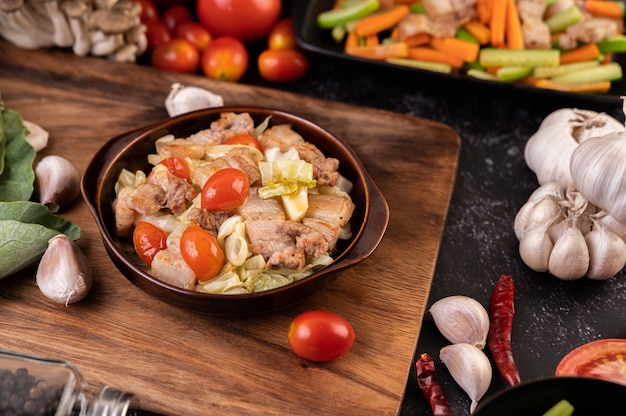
xmin=585 ymin=224 xmax=626 ymax=280
xmin=440 ymin=343 xmax=492 ymax=414
xmin=164 ymin=83 xmax=224 ymax=117
xmin=548 ymin=225 xmax=589 ymax=280
xmin=35 ymin=155 xmax=81 ymax=213
xmin=36 ymin=234 xmax=92 ymax=305
xmin=429 ymin=295 xmax=490 ymax=349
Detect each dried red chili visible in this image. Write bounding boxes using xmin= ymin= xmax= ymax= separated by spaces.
xmin=487 ymin=274 xmax=521 ymax=386
xmin=416 ymin=352 xmax=452 ymax=416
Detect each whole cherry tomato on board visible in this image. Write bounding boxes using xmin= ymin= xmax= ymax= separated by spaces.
xmin=201 ymin=36 xmax=249 ymax=82
xmin=161 ymin=5 xmax=192 ymax=32
xmin=152 ymin=38 xmax=200 ymax=73
xmin=555 ymin=339 xmax=626 ymax=384
xmin=175 ymin=21 xmax=212 ymax=51
xmin=201 ymin=168 xmax=250 ymax=211
xmin=258 ymin=49 xmax=309 ymax=83
xmin=133 ymin=221 xmax=167 ymax=267
xmin=196 ymin=0 xmax=281 ymax=43
xmin=180 ymin=224 xmax=225 ymax=281
xmin=288 ymin=310 xmax=356 ymax=362
xmin=223 ymin=133 xmax=262 ymax=151
xmin=268 ymin=18 xmax=296 ymax=50
xmin=159 ymin=156 xmax=191 ymax=182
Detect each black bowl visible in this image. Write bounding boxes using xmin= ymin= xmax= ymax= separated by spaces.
xmin=81 ymin=106 xmax=389 ymax=316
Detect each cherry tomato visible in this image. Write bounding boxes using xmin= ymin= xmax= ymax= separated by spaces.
xmin=152 ymin=38 xmax=199 ymax=73
xmin=288 ymin=310 xmax=356 ymax=362
xmin=180 ymin=224 xmax=224 ymax=281
xmin=175 ymin=21 xmax=211 ymax=51
xmin=159 ymin=156 xmax=191 ymax=182
xmin=268 ymin=18 xmax=296 ymax=50
xmin=145 ymin=20 xmax=172 ymax=51
xmin=555 ymin=339 xmax=626 ymax=384
xmin=201 ymin=36 xmax=248 ymax=82
xmin=201 ymin=168 xmax=250 ymax=211
xmin=223 ymin=133 xmax=262 ymax=151
xmin=162 ymin=5 xmax=192 ymax=32
xmin=133 ymin=221 xmax=167 ymax=267
xmin=258 ymin=49 xmax=309 ymax=83
xmin=196 ymin=0 xmax=281 ymax=43
xmin=133 ymin=0 xmax=160 ymax=23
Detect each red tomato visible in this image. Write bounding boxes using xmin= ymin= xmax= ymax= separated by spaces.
xmin=223 ymin=133 xmax=262 ymax=151
xmin=268 ymin=18 xmax=296 ymax=50
xmin=258 ymin=49 xmax=309 ymax=83
xmin=196 ymin=0 xmax=281 ymax=43
xmin=145 ymin=20 xmax=172 ymax=51
xmin=162 ymin=5 xmax=192 ymax=32
xmin=180 ymin=224 xmax=224 ymax=281
xmin=152 ymin=38 xmax=199 ymax=73
xmin=175 ymin=21 xmax=212 ymax=51
xmin=201 ymin=168 xmax=250 ymax=211
xmin=201 ymin=36 xmax=249 ymax=82
xmin=159 ymin=156 xmax=191 ymax=181
xmin=288 ymin=310 xmax=356 ymax=362
xmin=555 ymin=339 xmax=626 ymax=384
xmin=133 ymin=221 xmax=167 ymax=267
xmin=133 ymin=0 xmax=160 ymax=23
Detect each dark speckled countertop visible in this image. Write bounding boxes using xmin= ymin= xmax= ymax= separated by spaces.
xmin=244 ymin=40 xmax=626 ymax=415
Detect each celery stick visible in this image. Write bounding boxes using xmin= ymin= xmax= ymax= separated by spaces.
xmin=386 ymin=58 xmax=452 ymax=73
xmin=546 ymin=5 xmax=583 ymax=33
xmin=409 ymin=2 xmax=425 ymax=13
xmin=497 ymin=66 xmax=533 ymax=81
xmin=479 ymin=48 xmax=560 ymax=68
xmin=598 ymin=35 xmax=626 ymax=53
xmin=317 ymin=0 xmax=380 ymax=29
xmin=467 ymin=68 xmax=498 ymax=81
xmin=534 ymin=60 xmax=600 ymax=78
xmin=542 ymin=399 xmax=574 ymax=416
xmin=456 ymin=28 xmax=478 ymax=44
xmin=551 ymin=62 xmax=622 ymax=83
xmin=331 ymin=25 xmax=346 ymax=43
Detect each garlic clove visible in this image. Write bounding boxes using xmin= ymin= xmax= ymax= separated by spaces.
xmin=440 ymin=343 xmax=492 ymax=414
xmin=548 ymin=225 xmax=589 ymax=280
xmin=515 ymin=182 xmax=564 ymax=240
xmin=585 ymin=226 xmax=626 ymax=280
xmin=23 ymin=120 xmax=49 ymax=152
xmin=35 ymin=155 xmax=81 ymax=213
xmin=595 ymin=212 xmax=626 ymax=242
xmin=429 ymin=295 xmax=490 ymax=349
xmin=164 ymin=82 xmax=224 ymax=117
xmin=519 ymin=223 xmax=553 ymax=272
xmin=36 ymin=234 xmax=92 ymax=305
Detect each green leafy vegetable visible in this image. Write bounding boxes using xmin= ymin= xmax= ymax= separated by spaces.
xmin=0 ymin=201 xmax=81 ymax=240
xmin=0 ymin=104 xmax=6 ymax=176
xmin=0 ymin=105 xmax=35 ymax=201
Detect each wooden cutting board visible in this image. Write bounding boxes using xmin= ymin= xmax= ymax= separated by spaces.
xmin=0 ymin=43 xmax=460 ymax=416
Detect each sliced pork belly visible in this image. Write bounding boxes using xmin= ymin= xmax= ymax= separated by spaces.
xmin=305 ymin=193 xmax=355 ymax=227
xmin=150 ymin=248 xmax=196 ymax=290
xmin=237 ymin=187 xmax=286 ymax=221
xmin=188 ymin=112 xmax=255 ymax=145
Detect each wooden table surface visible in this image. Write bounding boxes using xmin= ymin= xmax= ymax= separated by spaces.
xmin=0 ymin=43 xmax=460 ymax=416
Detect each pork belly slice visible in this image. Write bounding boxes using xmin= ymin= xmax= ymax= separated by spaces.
xmin=302 ymin=217 xmax=341 ymax=251
xmin=237 ymin=187 xmax=286 ymax=221
xmin=150 ymin=248 xmax=196 ymax=290
xmin=156 ymin=138 xmax=206 ymax=160
xmin=305 ymin=193 xmax=355 ymax=228
xmin=188 ymin=112 xmax=255 ymax=145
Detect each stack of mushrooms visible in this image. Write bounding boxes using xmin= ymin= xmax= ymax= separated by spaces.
xmin=0 ymin=0 xmax=147 ymax=62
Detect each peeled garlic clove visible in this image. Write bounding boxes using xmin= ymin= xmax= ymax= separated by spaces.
xmin=35 ymin=155 xmax=81 ymax=213
xmin=429 ymin=295 xmax=490 ymax=349
xmin=36 ymin=234 xmax=92 ymax=305
xmin=519 ymin=224 xmax=553 ymax=272
xmin=548 ymin=226 xmax=589 ymax=280
xmin=440 ymin=343 xmax=492 ymax=414
xmin=585 ymin=226 xmax=626 ymax=280
xmin=165 ymin=82 xmax=224 ymax=117
xmin=23 ymin=120 xmax=49 ymax=152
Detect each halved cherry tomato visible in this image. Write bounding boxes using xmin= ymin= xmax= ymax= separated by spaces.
xmin=268 ymin=18 xmax=296 ymax=50
xmin=133 ymin=221 xmax=167 ymax=267
xmin=555 ymin=339 xmax=626 ymax=384
xmin=288 ymin=310 xmax=356 ymax=362
xmin=161 ymin=5 xmax=192 ymax=32
xmin=145 ymin=20 xmax=172 ymax=51
xmin=223 ymin=133 xmax=262 ymax=151
xmin=152 ymin=38 xmax=199 ymax=73
xmin=175 ymin=21 xmax=211 ymax=51
xmin=180 ymin=224 xmax=224 ymax=281
xmin=201 ymin=36 xmax=249 ymax=82
xmin=159 ymin=156 xmax=191 ymax=182
xmin=258 ymin=49 xmax=309 ymax=83
xmin=201 ymin=168 xmax=250 ymax=211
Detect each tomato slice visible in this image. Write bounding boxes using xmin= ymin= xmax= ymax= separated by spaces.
xmin=223 ymin=133 xmax=262 ymax=151
xmin=180 ymin=224 xmax=224 ymax=281
xmin=159 ymin=156 xmax=191 ymax=182
xmin=201 ymin=168 xmax=250 ymax=211
xmin=555 ymin=339 xmax=626 ymax=384
xmin=133 ymin=221 xmax=168 ymax=267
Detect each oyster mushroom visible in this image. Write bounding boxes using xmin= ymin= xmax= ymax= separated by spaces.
xmin=33 ymin=0 xmax=74 ymax=47
xmin=0 ymin=0 xmax=55 ymax=49
xmin=61 ymin=0 xmax=91 ymax=56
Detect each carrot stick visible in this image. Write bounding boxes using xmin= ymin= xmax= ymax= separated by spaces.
xmin=476 ymin=0 xmax=492 ymax=25
xmin=490 ymin=0 xmax=507 ymax=48
xmin=354 ymin=4 xmax=411 ymax=37
xmin=402 ymin=32 xmax=431 ymax=47
xmin=559 ymin=43 xmax=601 ymax=64
xmin=584 ymin=0 xmax=624 ymax=19
xmin=344 ymin=31 xmax=359 ymax=52
xmin=430 ymin=37 xmax=480 ymax=63
xmin=365 ymin=34 xmax=380 ymax=46
xmin=408 ymin=47 xmax=464 ymax=68
xmin=346 ymin=41 xmax=409 ymax=60
xmin=505 ymin=0 xmax=524 ymax=50
xmin=463 ymin=20 xmax=491 ymax=45
xmin=534 ymin=78 xmax=612 ymax=93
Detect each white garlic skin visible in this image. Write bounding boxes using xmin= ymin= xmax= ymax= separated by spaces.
xmin=429 ymin=295 xmax=490 ymax=349
xmin=519 ymin=224 xmax=553 ymax=272
xmin=440 ymin=343 xmax=492 ymax=414
xmin=548 ymin=226 xmax=589 ymax=280
xmin=36 ymin=234 xmax=92 ymax=305
xmin=585 ymin=226 xmax=626 ymax=280
xmin=35 ymin=155 xmax=81 ymax=213
xmin=23 ymin=120 xmax=49 ymax=152
xmin=165 ymin=82 xmax=224 ymax=117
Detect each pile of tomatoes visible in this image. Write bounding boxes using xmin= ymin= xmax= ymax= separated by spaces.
xmin=133 ymin=0 xmax=309 ymax=83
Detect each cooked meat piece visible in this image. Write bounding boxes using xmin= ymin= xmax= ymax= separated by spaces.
xmin=156 ymin=138 xmax=206 ymax=160
xmin=237 ymin=187 xmax=286 ymax=221
xmin=522 ymin=19 xmax=552 ymax=49
xmin=302 ymin=217 xmax=341 ymax=250
xmin=450 ymin=0 xmax=476 ymax=20
xmin=422 ymin=0 xmax=454 ymax=18
xmin=545 ymin=0 xmax=575 ymax=18
xmin=517 ymin=0 xmax=547 ymax=22
xmin=113 ymin=183 xmax=166 ymax=236
xmin=258 ymin=124 xmax=305 ymax=150
xmin=150 ymin=248 xmax=196 ymax=290
xmin=192 ymin=148 xmax=261 ymax=188
xmin=147 ymin=167 xmax=199 ymax=215
xmin=396 ymin=13 xmax=433 ymax=40
xmin=558 ymin=17 xmax=623 ymax=50
xmin=246 ymin=219 xmax=304 ymax=268
xmin=306 ymin=193 xmax=355 ymax=227
xmin=187 ymin=112 xmax=255 ymax=145
xmin=285 ymin=221 xmax=329 ymax=258
xmin=187 ymin=208 xmax=229 ymax=235
xmin=266 ymin=247 xmax=306 ymax=270
xmin=293 ymin=142 xmax=339 ymax=186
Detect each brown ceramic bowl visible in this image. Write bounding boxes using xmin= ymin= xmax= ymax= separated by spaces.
xmin=81 ymin=106 xmax=389 ymax=315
